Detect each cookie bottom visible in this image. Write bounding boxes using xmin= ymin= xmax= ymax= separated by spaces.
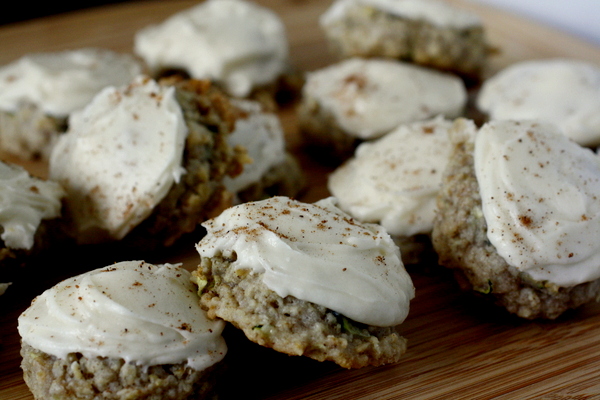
xmin=21 ymin=343 xmax=220 ymax=400
xmin=196 ymin=253 xmax=407 ymax=369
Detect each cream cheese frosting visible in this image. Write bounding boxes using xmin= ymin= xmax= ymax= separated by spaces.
xmin=474 ymin=119 xmax=600 ymax=287
xmin=133 ymin=0 xmax=289 ymax=98
xmin=0 ymin=162 xmax=64 ymax=250
xmin=0 ymin=48 xmax=143 ymax=118
xmin=196 ymin=196 xmax=415 ymax=327
xmin=320 ymin=0 xmax=482 ymax=29
xmin=476 ymin=59 xmax=600 ymax=147
xmin=328 ymin=116 xmax=454 ymax=237
xmin=223 ymin=99 xmax=286 ymax=195
xmin=49 ymin=76 xmax=188 ymax=243
xmin=302 ymin=57 xmax=466 ymax=139
xmin=18 ymin=261 xmax=227 ymax=370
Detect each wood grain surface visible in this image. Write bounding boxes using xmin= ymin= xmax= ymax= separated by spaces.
xmin=2 ymin=1 xmax=600 ymax=399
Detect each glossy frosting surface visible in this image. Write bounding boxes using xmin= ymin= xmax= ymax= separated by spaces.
xmin=134 ymin=0 xmax=288 ymax=97
xmin=18 ymin=261 xmax=227 ymax=370
xmin=328 ymin=116 xmax=454 ymax=237
xmin=475 ymin=120 xmax=600 ymax=287
xmin=0 ymin=48 xmax=143 ymax=117
xmin=197 ymin=196 xmax=415 ymax=327
xmin=302 ymin=58 xmax=466 ymax=139
xmin=49 ymin=76 xmax=187 ymax=243
xmin=477 ymin=59 xmax=600 ymax=147
xmin=0 ymin=162 xmax=63 ymax=250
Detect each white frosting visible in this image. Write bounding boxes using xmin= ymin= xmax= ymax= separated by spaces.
xmin=18 ymin=261 xmax=227 ymax=370
xmin=0 ymin=162 xmax=64 ymax=250
xmin=321 ymin=0 xmax=482 ymax=29
xmin=477 ymin=59 xmax=600 ymax=147
xmin=196 ymin=196 xmax=415 ymax=327
xmin=302 ymin=58 xmax=466 ymax=139
xmin=134 ymin=0 xmax=289 ymax=98
xmin=223 ymin=99 xmax=286 ymax=194
xmin=474 ymin=120 xmax=600 ymax=287
xmin=0 ymin=48 xmax=143 ymax=118
xmin=49 ymin=76 xmax=188 ymax=243
xmin=328 ymin=116 xmax=454 ymax=237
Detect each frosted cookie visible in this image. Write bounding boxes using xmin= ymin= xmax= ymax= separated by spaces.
xmin=49 ymin=75 xmax=246 ymax=248
xmin=133 ymin=0 xmax=297 ymax=108
xmin=18 ymin=261 xmax=227 ymax=400
xmin=328 ymin=116 xmax=454 ymax=264
xmin=0 ymin=48 xmax=143 ymax=160
xmin=225 ymin=99 xmax=305 ymax=203
xmin=194 ymin=196 xmax=415 ymax=369
xmin=432 ymin=118 xmax=600 ymax=319
xmin=0 ymin=161 xmax=65 ymax=294
xmin=476 ymin=58 xmax=600 ymax=147
xmin=298 ymin=57 xmax=466 ymax=159
xmin=320 ymin=0 xmax=490 ymax=80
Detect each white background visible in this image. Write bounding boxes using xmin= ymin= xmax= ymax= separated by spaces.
xmin=467 ymin=0 xmax=600 ymax=46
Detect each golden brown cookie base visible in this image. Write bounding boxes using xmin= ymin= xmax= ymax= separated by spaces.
xmin=195 ymin=253 xmax=407 ymax=369
xmin=322 ymin=4 xmax=491 ymax=82
xmin=20 ymin=343 xmax=220 ymax=400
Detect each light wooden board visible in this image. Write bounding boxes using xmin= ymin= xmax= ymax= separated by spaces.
xmin=2 ymin=1 xmax=600 ymax=399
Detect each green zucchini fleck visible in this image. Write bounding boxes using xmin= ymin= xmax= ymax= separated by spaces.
xmin=475 ymin=279 xmax=493 ymax=295
xmin=195 ymin=276 xmax=208 ymax=295
xmin=332 ymin=311 xmax=371 ymax=338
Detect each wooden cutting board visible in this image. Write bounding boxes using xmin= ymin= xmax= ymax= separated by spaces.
xmin=2 ymin=1 xmax=600 ymax=399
